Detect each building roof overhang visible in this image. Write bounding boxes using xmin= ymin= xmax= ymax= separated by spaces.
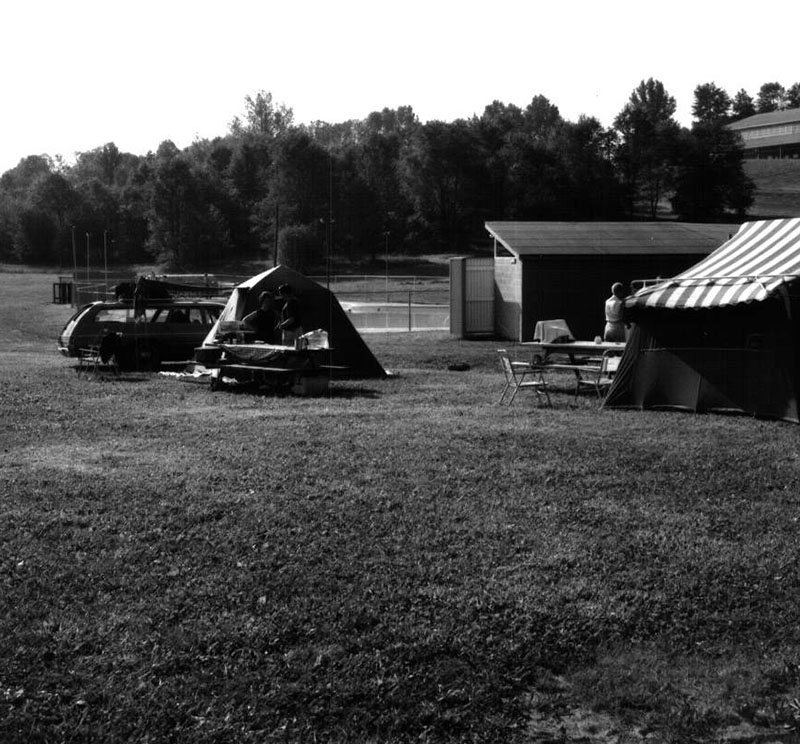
xmin=485 ymin=221 xmax=739 ymax=259
xmin=728 ymin=109 xmax=800 ymax=131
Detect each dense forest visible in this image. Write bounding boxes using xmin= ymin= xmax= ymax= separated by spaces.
xmin=1 ymin=78 xmax=796 ymax=271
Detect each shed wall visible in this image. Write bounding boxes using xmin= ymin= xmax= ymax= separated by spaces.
xmin=494 ymin=258 xmax=522 ymax=340
xmin=519 ymin=253 xmax=708 ymax=341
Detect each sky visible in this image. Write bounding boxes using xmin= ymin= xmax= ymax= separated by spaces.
xmin=2 ymin=0 xmax=797 ymax=175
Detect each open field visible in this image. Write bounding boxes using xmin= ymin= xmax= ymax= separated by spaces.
xmin=4 ymin=270 xmax=800 ymax=743
xmin=745 ymin=159 xmax=800 ymax=219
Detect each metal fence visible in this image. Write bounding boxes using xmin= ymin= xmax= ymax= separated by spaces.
xmin=311 ymin=275 xmax=450 ymax=303
xmin=58 ymin=273 xmax=452 ymax=333
xmin=340 ymin=299 xmax=450 ymax=332
xmin=311 ymin=274 xmax=450 ymax=332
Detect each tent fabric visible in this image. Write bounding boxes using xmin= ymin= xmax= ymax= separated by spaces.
xmin=603 ymin=314 xmax=800 ymax=423
xmin=199 ymin=266 xmax=386 ymax=379
xmin=627 ymin=218 xmax=800 ymax=310
xmin=604 ymin=217 xmax=800 ymax=423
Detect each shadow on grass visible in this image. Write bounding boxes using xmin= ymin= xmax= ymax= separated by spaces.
xmin=324 ymin=384 xmax=381 ymax=399
xmin=69 ymin=367 xmax=153 ymax=384
xmin=206 ymin=379 xmax=381 ymax=399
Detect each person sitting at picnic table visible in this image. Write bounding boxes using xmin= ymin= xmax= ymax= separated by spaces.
xmin=277 ymin=283 xmax=304 ymax=346
xmin=603 ymin=282 xmax=627 ymax=342
xmin=241 ymin=291 xmax=279 ymax=343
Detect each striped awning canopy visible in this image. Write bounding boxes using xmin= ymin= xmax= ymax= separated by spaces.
xmin=627 ymin=218 xmax=800 ymax=310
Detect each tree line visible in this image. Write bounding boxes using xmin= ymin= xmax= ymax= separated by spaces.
xmin=0 ymin=78 xmax=792 ymax=271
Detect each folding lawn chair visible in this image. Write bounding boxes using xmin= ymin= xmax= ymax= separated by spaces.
xmin=574 ymin=348 xmax=622 ymax=400
xmin=77 ymin=331 xmax=121 ymax=379
xmin=497 ymin=349 xmax=551 ymax=407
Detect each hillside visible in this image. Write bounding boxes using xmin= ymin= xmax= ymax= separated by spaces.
xmin=745 ymin=158 xmax=800 ymax=218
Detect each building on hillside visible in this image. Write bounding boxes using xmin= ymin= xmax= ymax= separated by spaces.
xmin=479 ymin=221 xmax=740 ymax=341
xmin=728 ymin=109 xmax=800 ymax=159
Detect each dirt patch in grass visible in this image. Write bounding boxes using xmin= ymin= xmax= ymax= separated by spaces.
xmin=3 ymin=441 xmax=186 ymax=475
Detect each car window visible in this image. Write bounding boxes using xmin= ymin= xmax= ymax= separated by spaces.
xmin=95 ymin=308 xmax=131 ymax=323
xmin=68 ymin=305 xmax=94 ymax=323
xmin=147 ymin=309 xmax=169 ymax=323
xmin=147 ymin=307 xmax=201 ymax=323
xmin=186 ymin=307 xmax=206 ymax=324
xmin=90 ymin=304 xmax=221 ymax=326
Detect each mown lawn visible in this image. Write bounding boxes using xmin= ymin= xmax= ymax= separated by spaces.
xmin=3 ymin=270 xmax=800 ymax=743
xmin=744 ymin=159 xmax=800 ymax=219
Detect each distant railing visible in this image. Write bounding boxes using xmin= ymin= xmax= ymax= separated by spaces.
xmin=58 ymin=272 xmax=452 ymax=332
xmin=630 ymin=277 xmax=669 ymax=293
xmin=311 ymin=274 xmax=450 ymax=305
xmin=341 ymin=298 xmax=450 ymax=332
xmin=315 ymin=274 xmax=450 ymax=332
xmin=62 ymin=273 xmax=238 ymax=307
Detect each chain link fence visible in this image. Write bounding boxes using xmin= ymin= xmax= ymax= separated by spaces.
xmin=57 ymin=272 xmax=451 ymax=333
xmin=313 ymin=274 xmax=450 ymax=332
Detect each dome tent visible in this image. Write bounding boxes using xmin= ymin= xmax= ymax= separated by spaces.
xmin=199 ymin=265 xmax=386 ymax=379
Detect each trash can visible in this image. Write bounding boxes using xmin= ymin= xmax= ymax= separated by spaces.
xmin=53 ymin=281 xmax=73 ymax=304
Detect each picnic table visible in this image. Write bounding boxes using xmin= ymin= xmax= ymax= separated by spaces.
xmin=521 ymin=340 xmax=626 ymax=398
xmin=523 ymin=339 xmax=626 ymax=364
xmin=201 ymin=342 xmax=344 ymax=394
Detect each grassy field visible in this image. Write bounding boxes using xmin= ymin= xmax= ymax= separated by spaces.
xmin=4 ymin=270 xmax=800 ymax=743
xmin=744 ymin=159 xmax=800 ymax=219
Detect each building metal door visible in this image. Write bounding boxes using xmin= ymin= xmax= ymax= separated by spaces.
xmin=450 ymin=257 xmax=494 ymax=337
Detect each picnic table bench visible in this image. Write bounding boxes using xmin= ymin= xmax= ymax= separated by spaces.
xmin=202 ymin=343 xmax=346 ymax=395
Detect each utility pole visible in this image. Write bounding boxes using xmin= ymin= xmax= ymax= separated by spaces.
xmin=327 ymin=152 xmax=334 ymax=290
xmin=103 ymin=230 xmax=109 ymax=295
xmin=273 ymin=203 xmax=279 ymax=268
xmin=384 ymin=230 xmax=390 ymax=302
xmin=71 ymin=225 xmax=77 ymax=282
